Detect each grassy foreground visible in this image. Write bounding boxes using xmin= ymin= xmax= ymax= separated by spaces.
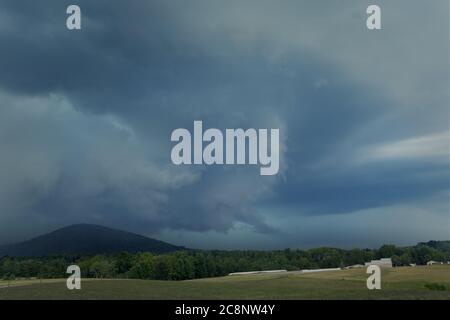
xmin=0 ymin=265 xmax=449 ymax=300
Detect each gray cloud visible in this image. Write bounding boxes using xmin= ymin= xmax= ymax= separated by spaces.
xmin=0 ymin=0 xmax=448 ymax=247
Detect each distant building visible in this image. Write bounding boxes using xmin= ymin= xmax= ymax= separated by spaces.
xmin=426 ymin=261 xmax=443 ymax=265
xmin=364 ymin=258 xmax=393 ymax=268
xmin=409 ymin=263 xmax=416 ymax=267
xmin=228 ymin=270 xmax=287 ymax=276
xmin=344 ymin=264 xmax=364 ymax=269
xmin=301 ymin=268 xmax=341 ymax=274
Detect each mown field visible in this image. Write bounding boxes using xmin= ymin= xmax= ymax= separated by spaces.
xmin=0 ymin=265 xmax=449 ymax=300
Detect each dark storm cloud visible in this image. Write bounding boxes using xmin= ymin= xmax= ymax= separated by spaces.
xmin=0 ymin=0 xmax=448 ymax=247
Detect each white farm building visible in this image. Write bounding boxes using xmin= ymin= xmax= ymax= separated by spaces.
xmin=228 ymin=270 xmax=287 ymax=276
xmin=364 ymin=258 xmax=393 ymax=268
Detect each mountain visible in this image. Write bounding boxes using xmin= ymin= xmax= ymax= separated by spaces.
xmin=0 ymin=224 xmax=185 ymax=257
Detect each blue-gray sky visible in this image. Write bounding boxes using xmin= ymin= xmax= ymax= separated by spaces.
xmin=0 ymin=0 xmax=448 ymax=249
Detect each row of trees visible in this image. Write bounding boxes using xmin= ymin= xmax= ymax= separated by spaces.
xmin=1 ymin=243 xmax=449 ymax=281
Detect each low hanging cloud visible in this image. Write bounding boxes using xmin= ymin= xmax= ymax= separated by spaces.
xmin=0 ymin=0 xmax=448 ymax=247
xmin=0 ymin=91 xmax=200 ymax=241
xmin=0 ymin=89 xmax=284 ymax=242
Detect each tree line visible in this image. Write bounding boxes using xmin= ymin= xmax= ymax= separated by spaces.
xmin=1 ymin=241 xmax=449 ymax=281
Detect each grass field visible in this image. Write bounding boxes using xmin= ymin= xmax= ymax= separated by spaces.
xmin=0 ymin=265 xmax=449 ymax=300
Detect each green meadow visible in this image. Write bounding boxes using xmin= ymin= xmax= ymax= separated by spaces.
xmin=1 ymin=265 xmax=449 ymax=300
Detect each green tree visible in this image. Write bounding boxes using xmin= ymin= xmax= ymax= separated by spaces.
xmin=399 ymin=252 xmax=412 ymax=266
xmin=89 ymin=256 xmax=114 ymax=278
xmin=115 ymin=252 xmax=133 ymax=276
xmin=129 ymin=253 xmax=156 ymax=279
xmin=377 ymin=244 xmax=397 ymax=259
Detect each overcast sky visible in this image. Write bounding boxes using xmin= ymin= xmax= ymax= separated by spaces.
xmin=0 ymin=0 xmax=448 ymax=249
